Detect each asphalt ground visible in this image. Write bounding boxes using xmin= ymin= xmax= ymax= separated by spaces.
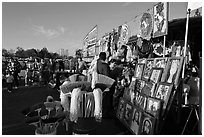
xmin=2 ymin=85 xmax=130 ymax=135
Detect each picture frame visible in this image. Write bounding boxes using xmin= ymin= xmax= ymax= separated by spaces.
xmin=161 ymin=57 xmax=184 ymax=88
xmin=134 ymin=92 xmax=147 ymax=111
xmin=153 ymin=57 xmax=168 ymax=69
xmin=154 ymin=82 xmax=173 ymax=111
xmin=134 ymin=63 xmax=145 ymax=79
xmin=142 ymin=58 xmax=155 ymax=81
xmin=116 ymin=98 xmax=126 ymax=121
xmin=146 ymin=97 xmax=162 ymax=118
xmin=135 ymin=79 xmax=146 ymax=93
xmin=124 ymin=102 xmax=133 ymax=126
xmin=139 ymin=112 xmax=156 ymax=135
xmin=130 ymin=106 xmax=143 ymax=135
xmin=149 ymin=68 xmax=163 ymax=83
xmin=141 ymin=81 xmax=157 ymax=97
xmin=153 ymin=2 xmax=169 ymax=38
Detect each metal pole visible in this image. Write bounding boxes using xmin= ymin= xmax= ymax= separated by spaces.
xmin=182 ymin=9 xmax=191 ymax=79
xmin=163 ymin=35 xmax=166 ymax=57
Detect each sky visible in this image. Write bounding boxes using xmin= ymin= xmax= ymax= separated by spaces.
xmin=2 ymin=2 xmax=189 ymax=56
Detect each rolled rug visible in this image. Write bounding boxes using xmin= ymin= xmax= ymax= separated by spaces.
xmin=60 ymin=81 xmax=92 ymax=94
xmin=95 ymin=74 xmax=115 ymax=90
xmin=69 ymin=88 xmax=82 ymax=123
xmin=93 ymin=88 xmax=102 ymax=122
xmin=60 ymin=91 xmax=71 ymax=112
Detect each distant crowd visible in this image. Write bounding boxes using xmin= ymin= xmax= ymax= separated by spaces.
xmin=3 ymin=57 xmax=87 ymax=93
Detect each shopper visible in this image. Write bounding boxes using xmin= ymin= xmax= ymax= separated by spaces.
xmin=13 ymin=59 xmax=21 ymax=89
xmin=96 ymin=52 xmax=110 ymax=76
xmin=96 ymin=52 xmax=114 ymax=118
xmin=6 ymin=71 xmax=14 ymax=93
xmin=76 ymin=57 xmax=86 ymax=74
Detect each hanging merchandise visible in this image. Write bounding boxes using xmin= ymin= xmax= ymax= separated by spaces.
xmin=140 ymin=8 xmax=154 ymax=40
xmin=119 ymin=24 xmax=129 ymax=45
xmin=112 ymin=28 xmax=120 ymax=52
xmin=153 ymin=2 xmax=169 ymax=38
xmin=153 ymin=42 xmax=171 ymax=57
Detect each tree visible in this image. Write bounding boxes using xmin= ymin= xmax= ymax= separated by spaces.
xmin=25 ymin=48 xmax=38 ymax=58
xmin=2 ymin=48 xmax=9 ymax=57
xmin=38 ymin=47 xmax=49 ymax=58
xmin=75 ymin=49 xmax=83 ymax=58
xmin=15 ymin=46 xmax=25 ymax=58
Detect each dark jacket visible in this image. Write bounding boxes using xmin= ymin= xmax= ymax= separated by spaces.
xmin=96 ymin=59 xmax=110 ymax=77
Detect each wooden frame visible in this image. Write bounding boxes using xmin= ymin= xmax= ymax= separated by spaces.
xmin=142 ymin=58 xmax=155 ymax=81
xmin=161 ymin=57 xmax=184 ymax=88
xmin=153 ymin=2 xmax=169 ymax=38
xmin=135 ymin=79 xmax=146 ymax=93
xmin=134 ymin=63 xmax=145 ymax=79
xmin=116 ymin=98 xmax=126 ymax=121
xmin=140 ymin=112 xmax=156 ymax=135
xmin=134 ymin=92 xmax=147 ymax=111
xmin=153 ymin=57 xmax=168 ymax=69
xmin=149 ymin=68 xmax=163 ymax=83
xmin=130 ymin=106 xmax=143 ymax=135
xmin=154 ymin=82 xmax=173 ymax=111
xmin=146 ymin=97 xmax=162 ymax=118
xmin=124 ymin=102 xmax=133 ymax=126
xmin=141 ymin=81 xmax=157 ymax=97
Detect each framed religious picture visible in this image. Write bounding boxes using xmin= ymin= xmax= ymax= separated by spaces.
xmin=153 ymin=57 xmax=168 ymax=69
xmin=124 ymin=102 xmax=133 ymax=126
xmin=135 ymin=79 xmax=146 ymax=93
xmin=134 ymin=92 xmax=147 ymax=111
xmin=149 ymin=68 xmax=163 ymax=83
xmin=139 ymin=112 xmax=156 ymax=135
xmin=142 ymin=58 xmax=155 ymax=81
xmin=134 ymin=63 xmax=145 ymax=79
xmin=130 ymin=106 xmax=143 ymax=135
xmin=154 ymin=82 xmax=173 ymax=111
xmin=161 ymin=57 xmax=184 ymax=88
xmin=146 ymin=97 xmax=162 ymax=118
xmin=153 ymin=2 xmax=169 ymax=38
xmin=141 ymin=81 xmax=157 ymax=97
xmin=117 ymin=98 xmax=126 ymax=121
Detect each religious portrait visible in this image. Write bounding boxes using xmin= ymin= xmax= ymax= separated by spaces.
xmin=142 ymin=59 xmax=155 ymax=81
xmin=154 ymin=82 xmax=173 ymax=111
xmin=135 ymin=79 xmax=146 ymax=93
xmin=146 ymin=97 xmax=161 ymax=117
xmin=153 ymin=2 xmax=169 ymax=38
xmin=149 ymin=68 xmax=163 ymax=83
xmin=130 ymin=107 xmax=142 ymax=135
xmin=140 ymin=8 xmax=153 ymax=40
xmin=135 ymin=63 xmax=145 ymax=79
xmin=124 ymin=103 xmax=133 ymax=126
xmin=140 ymin=113 xmax=156 ymax=135
xmin=134 ymin=92 xmax=147 ymax=110
xmin=141 ymin=81 xmax=156 ymax=97
xmin=117 ymin=98 xmax=126 ymax=121
xmin=161 ymin=57 xmax=184 ymax=88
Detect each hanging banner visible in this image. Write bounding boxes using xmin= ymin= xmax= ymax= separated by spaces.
xmin=153 ymin=2 xmax=169 ymax=38
xmin=119 ymin=24 xmax=129 ymax=46
xmin=140 ymin=8 xmax=154 ymax=40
